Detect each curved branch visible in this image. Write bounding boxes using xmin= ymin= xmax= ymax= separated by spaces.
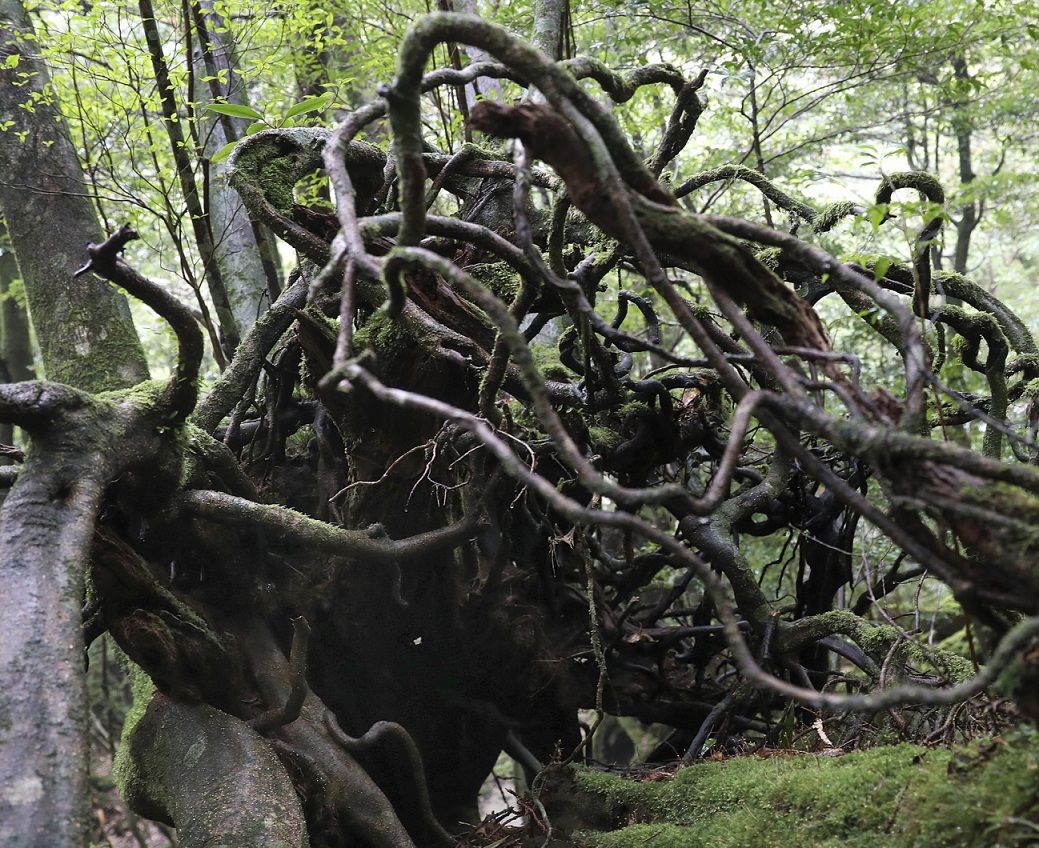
xmin=250 ymin=617 xmax=311 ymax=734
xmin=704 ymin=214 xmax=929 ymax=429
xmin=178 ymin=489 xmax=480 ymax=561
xmin=334 ymin=360 xmax=1039 ymax=714
xmin=469 ymin=101 xmax=828 ymax=352
xmin=388 ymin=13 xmax=670 ymax=251
xmin=676 ymin=164 xmax=817 ymax=222
xmin=192 ymin=273 xmax=308 ymax=433
xmin=560 ymin=57 xmax=686 ymax=99
xmin=234 ymin=619 xmax=418 ymax=848
xmin=325 ymin=712 xmax=455 ymax=848
xmin=378 ymin=246 xmax=695 ymax=509
xmin=936 ymin=270 xmax=1037 ymax=354
xmin=77 ymin=224 xmax=203 ymax=423
xmin=875 ymin=171 xmax=946 ymax=320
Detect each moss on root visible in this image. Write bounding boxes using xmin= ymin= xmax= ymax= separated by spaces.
xmin=354 ymin=311 xmax=414 ymax=358
xmin=112 ymin=656 xmax=162 ymax=822
xmin=572 ymin=728 xmax=1039 ymax=848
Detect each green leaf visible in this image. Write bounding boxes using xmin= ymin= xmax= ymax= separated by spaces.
xmin=4 ymin=54 xmax=19 ymax=69
xmin=245 ymin=121 xmax=267 ymax=135
xmin=206 ymin=102 xmax=263 ymax=120
xmin=284 ymin=94 xmax=333 ymax=119
xmin=210 ymin=141 xmax=237 ymax=163
xmin=868 ymin=203 xmax=889 ymax=233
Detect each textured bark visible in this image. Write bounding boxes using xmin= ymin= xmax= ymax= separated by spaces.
xmin=0 ymin=375 xmax=194 ymax=848
xmin=950 ymin=56 xmax=977 ymax=276
xmin=0 ymin=225 xmax=33 ymax=449
xmin=0 ymin=223 xmax=199 ymax=848
xmin=118 ymin=691 xmax=308 ymax=848
xmin=191 ymin=0 xmax=282 ymax=336
xmin=0 ymin=0 xmax=149 ymax=392
xmin=0 ymin=384 xmax=113 ymax=848
xmin=532 ymin=0 xmax=567 ymax=60
xmin=0 ymin=240 xmax=32 ymax=384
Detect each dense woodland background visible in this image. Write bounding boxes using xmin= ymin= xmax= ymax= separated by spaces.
xmin=2 ymin=0 xmax=1039 ymax=846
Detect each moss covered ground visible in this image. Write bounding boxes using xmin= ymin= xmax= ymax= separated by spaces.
xmin=571 ymin=727 xmax=1039 ymax=848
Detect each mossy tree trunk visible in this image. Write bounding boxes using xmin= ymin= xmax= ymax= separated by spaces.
xmin=0 ymin=0 xmax=149 ymax=392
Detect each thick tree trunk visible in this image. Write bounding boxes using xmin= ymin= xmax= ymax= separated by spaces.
xmin=0 ymin=385 xmax=110 ymax=848
xmin=0 ymin=342 xmax=196 ymax=847
xmin=0 ymin=227 xmax=198 ymax=847
xmin=0 ymin=0 xmax=149 ymax=392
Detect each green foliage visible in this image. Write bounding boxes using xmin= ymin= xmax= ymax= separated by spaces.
xmin=209 ymin=93 xmax=335 ymax=161
xmin=565 ymin=0 xmax=1039 ymax=307
xmin=19 ymin=0 xmax=1039 ymax=319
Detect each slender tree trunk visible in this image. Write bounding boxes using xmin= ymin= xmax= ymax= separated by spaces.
xmin=0 ymin=243 xmax=32 ymax=387
xmin=532 ymin=0 xmax=569 ymax=60
xmin=0 ymin=223 xmax=34 ymax=451
xmin=190 ymin=0 xmax=282 ymax=336
xmin=137 ymin=0 xmax=241 ymax=352
xmin=449 ymin=0 xmax=503 ymax=106
xmin=0 ymin=0 xmax=149 ymax=393
xmin=950 ymin=56 xmax=977 ymax=276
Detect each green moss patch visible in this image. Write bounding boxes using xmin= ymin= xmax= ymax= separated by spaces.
xmin=574 ymin=729 xmax=1039 ymax=848
xmin=354 ymin=311 xmax=413 ymax=357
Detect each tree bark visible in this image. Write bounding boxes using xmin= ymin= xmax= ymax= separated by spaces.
xmin=532 ymin=0 xmax=568 ymax=60
xmin=190 ymin=0 xmax=282 ymax=336
xmin=119 ymin=690 xmax=309 ymax=848
xmin=950 ymin=56 xmax=977 ymax=276
xmin=0 ymin=0 xmax=149 ymax=392
xmin=0 ymin=384 xmax=113 ymax=848
xmin=0 ymin=223 xmax=33 ymax=450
